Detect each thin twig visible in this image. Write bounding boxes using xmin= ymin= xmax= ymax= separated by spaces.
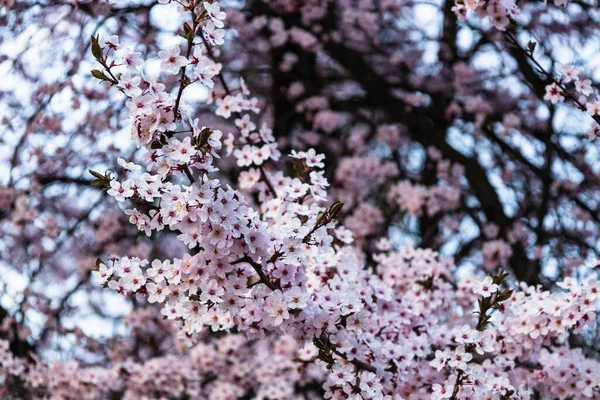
xmin=259 ymin=165 xmax=278 ymax=198
xmin=231 ymin=255 xmax=279 ymax=291
xmin=504 ymin=32 xmax=600 ymax=125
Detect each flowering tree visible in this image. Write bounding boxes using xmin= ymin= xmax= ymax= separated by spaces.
xmin=1 ymin=0 xmax=600 ymax=398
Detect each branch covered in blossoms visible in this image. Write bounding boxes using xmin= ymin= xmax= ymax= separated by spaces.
xmin=2 ymin=0 xmax=600 ymax=399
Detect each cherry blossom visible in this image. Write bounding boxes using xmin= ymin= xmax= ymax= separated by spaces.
xmin=107 ymin=179 xmax=134 ymax=202
xmin=203 ymin=1 xmax=226 ymax=28
xmin=2 ymin=0 xmax=600 ymax=399
xmin=158 ymin=45 xmax=188 ymax=75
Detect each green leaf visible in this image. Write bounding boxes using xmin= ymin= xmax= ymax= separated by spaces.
xmin=197 ymin=127 xmax=213 ymax=148
xmin=492 ymin=270 xmax=509 ymax=285
xmin=91 ymin=69 xmax=109 ymax=81
xmin=182 ymin=22 xmax=194 ymax=40
xmin=496 ymin=288 xmax=514 ymax=302
xmin=328 ymin=201 xmax=344 ymax=219
xmin=88 ymin=169 xmax=105 ymax=179
xmin=89 ymin=169 xmax=111 ymax=186
xmin=316 ymin=211 xmax=326 ymax=224
xmin=91 ymin=34 xmax=103 ymax=61
xmin=91 ymin=179 xmax=106 ymax=186
xmin=180 ymin=74 xmax=191 ymax=88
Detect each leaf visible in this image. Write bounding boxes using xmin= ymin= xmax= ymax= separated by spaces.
xmin=328 ymin=201 xmax=344 ymax=219
xmin=88 ymin=169 xmax=105 ymax=179
xmin=90 ymin=34 xmax=103 ymax=61
xmin=316 ymin=211 xmax=326 ymax=224
xmin=91 ymin=69 xmax=110 ymax=81
xmin=492 ymin=270 xmax=509 ymax=285
xmin=197 ymin=127 xmax=213 ymax=148
xmin=496 ymin=288 xmax=514 ymax=302
xmin=91 ymin=179 xmax=106 ymax=186
xmin=180 ymin=74 xmax=191 ymax=88
xmin=89 ymin=169 xmax=111 ymax=186
xmin=182 ymin=22 xmax=194 ymax=40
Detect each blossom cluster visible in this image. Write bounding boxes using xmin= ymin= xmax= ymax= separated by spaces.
xmin=0 ymin=334 xmax=323 ymax=399
xmin=93 ymin=1 xmax=382 ymax=372
xmin=3 ymin=1 xmax=600 ymax=399
xmin=452 ymin=0 xmax=520 ymax=31
xmin=453 ymin=3 xmax=600 ymax=135
xmin=452 ymin=0 xmax=568 ymax=31
xmin=88 ymin=2 xmax=600 ymax=398
xmin=5 ymin=249 xmax=600 ymax=399
xmin=544 ymin=63 xmax=600 ymax=140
